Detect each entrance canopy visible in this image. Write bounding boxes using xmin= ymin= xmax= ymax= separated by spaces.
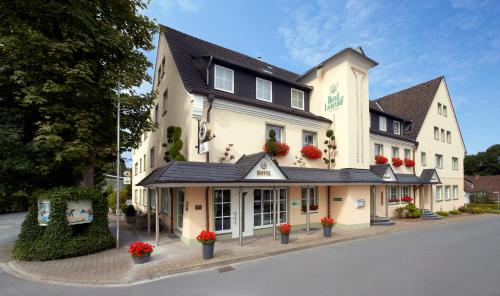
xmin=137 ymin=152 xmax=384 ymax=188
xmin=369 ymin=164 xmax=442 ymax=185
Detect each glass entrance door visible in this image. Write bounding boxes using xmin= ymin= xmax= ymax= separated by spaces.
xmin=253 ymin=188 xmax=287 ymax=228
xmin=176 ymin=189 xmax=184 ymax=230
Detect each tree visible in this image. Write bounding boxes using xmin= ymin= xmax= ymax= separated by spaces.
xmin=464 ymin=144 xmax=500 ymax=176
xmin=163 ymin=126 xmax=186 ymax=162
xmin=0 ymin=0 xmax=157 ymax=198
xmin=322 ymin=130 xmax=337 ymax=169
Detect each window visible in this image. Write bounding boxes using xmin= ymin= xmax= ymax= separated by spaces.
xmin=139 ymin=158 xmax=142 ymax=173
xmin=161 ymin=57 xmax=165 ymax=78
xmin=435 ymin=154 xmax=443 ymax=169
xmin=301 ymin=187 xmax=318 ymax=212
xmin=452 ymin=157 xmax=459 ymax=170
xmin=303 ymin=131 xmax=316 ymax=146
xmin=401 ymin=186 xmax=411 ymax=199
xmin=214 ymin=189 xmax=231 ymax=232
xmin=291 ymin=88 xmax=304 ymax=110
xmin=150 ymin=147 xmax=155 ymax=168
xmin=265 ymin=124 xmax=283 ymax=142
xmin=142 ymin=189 xmax=147 ymax=206
xmin=453 ymin=185 xmax=459 ymax=200
xmin=392 ymin=146 xmax=400 ymax=158
xmin=404 ymin=149 xmax=411 ymax=160
xmin=421 ymin=152 xmax=427 ymax=166
xmin=154 ymin=104 xmax=159 ymax=124
xmin=379 ymin=116 xmax=387 ymax=131
xmin=214 ymin=65 xmax=234 ymax=93
xmin=144 ymin=132 xmax=147 ymax=140
xmin=393 ymin=121 xmax=401 ymax=135
xmin=134 ymin=162 xmax=138 ymax=176
xmin=434 ymin=127 xmax=439 ymax=140
xmin=256 ymin=78 xmax=272 ymax=102
xmin=162 ymin=89 xmax=168 ymax=114
xmin=436 ymin=186 xmax=443 ymax=201
xmin=374 ymin=144 xmax=384 ymax=156
xmin=443 ymin=105 xmax=447 ymax=117
xmin=438 ymin=103 xmax=442 ymax=115
xmin=157 ymin=65 xmax=162 ymax=86
xmin=441 ymin=129 xmax=445 ymax=142
xmin=134 ymin=189 xmax=138 ymax=204
xmin=447 ymin=131 xmax=451 ymax=144
xmin=150 ymin=190 xmax=156 ymax=209
xmin=161 ymin=188 xmax=168 ymax=213
xmin=445 ymin=186 xmax=451 ymax=200
xmin=387 ymin=186 xmax=399 ymax=203
xmin=143 ymin=154 xmax=146 ymax=171
xmin=253 ymin=188 xmax=287 ymax=227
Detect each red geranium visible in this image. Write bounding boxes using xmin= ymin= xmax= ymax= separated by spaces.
xmin=392 ymin=157 xmax=403 ymax=167
xmin=197 ymin=230 xmax=216 ymax=245
xmin=301 ymin=145 xmax=323 ymax=159
xmin=128 ymin=242 xmax=154 ymax=258
xmin=401 ymin=196 xmax=413 ymax=202
xmin=263 ymin=142 xmax=290 ymax=157
xmin=277 ymin=223 xmax=291 ymax=234
xmin=321 ymin=217 xmax=335 ymax=227
xmin=375 ymin=155 xmax=388 ymax=164
xmin=404 ymin=158 xmax=415 ymax=167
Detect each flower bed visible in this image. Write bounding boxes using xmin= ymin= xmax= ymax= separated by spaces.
xmin=301 ymin=145 xmax=322 ymax=159
xmin=375 ymin=155 xmax=388 ymax=164
xmin=392 ymin=157 xmax=403 ymax=167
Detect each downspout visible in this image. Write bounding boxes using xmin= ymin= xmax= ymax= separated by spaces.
xmin=204 ymin=57 xmax=214 ymax=231
xmin=327 ymin=186 xmax=331 ymax=218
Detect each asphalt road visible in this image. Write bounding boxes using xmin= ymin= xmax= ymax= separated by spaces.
xmin=1 ymin=216 xmax=499 ymax=296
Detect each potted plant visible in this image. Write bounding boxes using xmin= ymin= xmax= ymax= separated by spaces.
xmin=404 ymin=158 xmax=415 ymax=167
xmin=197 ymin=230 xmax=216 ymax=260
xmin=128 ymin=241 xmax=154 ymax=264
xmin=277 ymin=223 xmax=291 ymax=244
xmin=263 ymin=129 xmax=289 ymax=157
xmin=375 ymin=155 xmax=388 ymax=164
xmin=301 ymin=145 xmax=322 ymax=159
xmin=321 ymin=217 xmax=335 ymax=237
xmin=392 ymin=157 xmax=403 ymax=167
xmin=124 ymin=204 xmax=136 ymax=223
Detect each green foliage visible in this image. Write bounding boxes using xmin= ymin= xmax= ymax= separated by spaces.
xmin=107 ymin=189 xmax=128 ymax=213
xmin=0 ymin=191 xmax=29 ymax=213
xmin=466 ymin=203 xmax=498 ymax=210
xmin=436 ymin=211 xmax=449 ymax=217
xmin=125 ymin=205 xmax=136 ymax=217
xmin=464 ymin=144 xmax=500 ymax=175
xmin=322 ymin=129 xmax=337 ymax=169
xmin=448 ymin=210 xmax=462 ymax=215
xmin=265 ymin=129 xmax=278 ymax=157
xmin=0 ymin=0 xmax=157 ymax=197
xmin=13 ymin=187 xmax=115 ymax=261
xmin=461 ymin=206 xmax=485 ymax=214
xmin=469 ymin=192 xmax=494 ymax=204
xmin=163 ymin=126 xmax=186 ymax=162
xmin=394 ymin=202 xmax=422 ymax=218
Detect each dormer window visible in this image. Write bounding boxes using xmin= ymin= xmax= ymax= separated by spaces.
xmin=256 ymin=78 xmax=272 ymax=102
xmin=379 ymin=116 xmax=387 ymax=131
xmin=214 ymin=65 xmax=234 ymax=93
xmin=393 ymin=121 xmax=401 ymax=135
xmin=291 ymin=88 xmax=304 ymax=110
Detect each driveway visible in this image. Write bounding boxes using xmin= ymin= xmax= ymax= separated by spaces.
xmin=0 ymin=216 xmax=499 ymax=296
xmin=0 ymin=212 xmax=26 ymax=262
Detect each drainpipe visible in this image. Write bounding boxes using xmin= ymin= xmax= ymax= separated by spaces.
xmin=204 ymin=95 xmax=215 ymax=231
xmin=327 ymin=186 xmax=331 ymax=218
xmin=169 ymin=187 xmax=174 ymax=234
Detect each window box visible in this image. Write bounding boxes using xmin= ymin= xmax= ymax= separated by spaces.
xmin=375 ymin=155 xmax=388 ymax=164
xmin=392 ymin=157 xmax=403 ymax=167
xmin=301 ymin=145 xmax=322 ymax=159
xmin=404 ymin=158 xmax=415 ymax=167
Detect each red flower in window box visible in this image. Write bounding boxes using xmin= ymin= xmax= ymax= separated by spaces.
xmin=196 ymin=230 xmax=216 ymax=245
xmin=392 ymin=157 xmax=403 ymax=167
xmin=375 ymin=155 xmax=388 ymax=164
xmin=263 ymin=142 xmax=290 ymax=157
xmin=404 ymin=158 xmax=415 ymax=167
xmin=301 ymin=145 xmax=323 ymax=159
xmin=302 ymin=204 xmax=319 ymax=212
xmin=277 ymin=223 xmax=291 ymax=234
xmin=128 ymin=242 xmax=154 ymax=258
xmin=401 ymin=196 xmax=413 ymax=202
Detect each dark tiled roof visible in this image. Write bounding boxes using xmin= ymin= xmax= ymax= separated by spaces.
xmin=420 ymin=169 xmax=441 ymax=184
xmin=372 ymin=77 xmax=443 ymax=140
xmin=369 ymin=164 xmax=392 ymax=179
xmin=464 ymin=175 xmax=500 ymax=194
xmin=395 ymin=174 xmax=423 ymax=184
xmin=161 ymin=25 xmax=330 ymax=123
xmin=281 ymin=167 xmax=382 ymax=183
xmin=369 ymin=101 xmax=410 ymax=122
xmin=370 ymin=128 xmax=417 ymax=144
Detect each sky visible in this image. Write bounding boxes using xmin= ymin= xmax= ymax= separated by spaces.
xmin=136 ymin=0 xmax=500 ymax=157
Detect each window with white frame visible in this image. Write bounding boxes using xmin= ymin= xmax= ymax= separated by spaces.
xmin=393 ymin=121 xmax=401 ymax=135
xmin=445 ymin=185 xmax=451 ymax=200
xmin=161 ymin=57 xmax=165 ymax=78
xmin=436 ymin=186 xmax=443 ymax=201
xmin=266 ymin=124 xmax=283 ymax=142
xmin=162 ymin=89 xmax=168 ymax=114
xmin=134 ymin=162 xmax=138 ymax=176
xmin=214 ymin=189 xmax=231 ymax=232
xmin=387 ymin=186 xmax=399 ymax=203
xmin=150 ymin=190 xmax=156 ymax=209
xmin=150 ymin=147 xmax=155 ymax=168
xmin=161 ymin=188 xmax=168 ymax=213
xmin=447 ymin=131 xmax=451 ymax=143
xmin=452 ymin=185 xmax=459 ymax=200
xmin=291 ymin=88 xmax=304 ymax=110
xmin=435 ymin=154 xmax=443 ymax=169
xmin=401 ymin=186 xmax=411 ymax=200
xmin=143 ymin=154 xmax=146 ymax=171
xmin=134 ymin=190 xmax=138 ymax=204
xmin=277 ymin=188 xmax=287 ymax=224
xmin=443 ymin=105 xmax=448 ymax=117
xmin=392 ymin=146 xmax=400 ymax=158
xmin=404 ymin=149 xmax=411 ymax=160
xmin=301 ymin=187 xmax=318 ymax=212
xmin=142 ymin=189 xmax=147 ymax=206
xmin=438 ymin=103 xmax=442 ymax=115
xmin=302 ymin=131 xmax=315 ymax=146
xmin=154 ymin=104 xmax=159 ymax=124
xmin=253 ymin=188 xmax=287 ymax=227
xmin=421 ymin=152 xmax=427 ymax=166
xmin=214 ymin=65 xmax=234 ymax=93
xmin=379 ymin=116 xmax=387 ymax=131
xmin=256 ymin=78 xmax=272 ymax=102
xmin=374 ymin=144 xmax=384 ymax=156
xmin=452 ymin=157 xmax=459 ymax=170
xmin=434 ymin=127 xmax=439 ymax=140
xmin=139 ymin=158 xmax=142 ymax=173
xmin=441 ymin=129 xmax=445 ymax=142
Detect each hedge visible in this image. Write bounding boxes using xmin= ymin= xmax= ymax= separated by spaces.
xmin=467 ymin=204 xmax=499 ymax=210
xmin=12 ymin=187 xmax=115 ymax=261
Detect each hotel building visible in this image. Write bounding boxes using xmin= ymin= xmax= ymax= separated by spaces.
xmin=132 ymin=25 xmax=466 ymax=244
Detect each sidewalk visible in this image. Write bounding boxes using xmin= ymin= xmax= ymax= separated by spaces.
xmin=2 ymin=214 xmax=495 ymax=286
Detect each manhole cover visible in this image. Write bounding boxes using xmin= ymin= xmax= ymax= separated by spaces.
xmin=217 ymin=266 xmax=235 ymax=273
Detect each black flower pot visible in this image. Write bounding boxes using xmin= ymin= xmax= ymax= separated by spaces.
xmin=280 ymin=233 xmax=289 ymax=244
xmin=323 ymin=226 xmax=332 ymax=237
xmin=202 ymin=243 xmax=215 ymax=260
xmin=132 ymin=255 xmax=151 ymax=264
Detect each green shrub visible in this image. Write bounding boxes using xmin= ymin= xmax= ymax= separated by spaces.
xmin=467 ymin=204 xmax=498 ymax=210
xmin=436 ymin=211 xmax=449 ymax=216
xmin=107 ymin=188 xmax=128 ymax=213
xmin=394 ymin=203 xmax=422 ymax=218
xmin=483 ymin=209 xmax=500 ymax=214
xmin=462 ymin=206 xmax=484 ymax=214
xmin=12 ymin=187 xmax=115 ymax=261
xmin=469 ymin=192 xmax=493 ymax=204
xmin=449 ymin=210 xmax=462 ymax=215
xmin=0 ymin=191 xmax=29 ymax=213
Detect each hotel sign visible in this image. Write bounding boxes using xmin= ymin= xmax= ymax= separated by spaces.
xmin=244 ymin=157 xmax=287 ymax=180
xmin=38 ymin=200 xmax=93 ymax=226
xmin=325 ymin=83 xmax=344 ymax=112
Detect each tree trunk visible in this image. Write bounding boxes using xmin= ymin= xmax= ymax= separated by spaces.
xmin=79 ymin=163 xmax=95 ymax=187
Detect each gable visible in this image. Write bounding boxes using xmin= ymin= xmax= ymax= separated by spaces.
xmin=382 ymin=166 xmax=397 ymax=182
xmin=244 ymin=155 xmax=287 ymax=180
